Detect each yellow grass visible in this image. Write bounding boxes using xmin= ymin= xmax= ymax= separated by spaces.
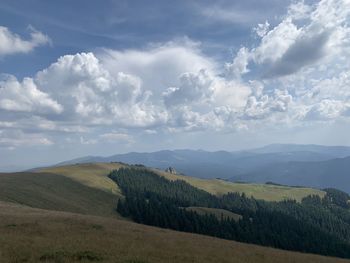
xmin=0 ymin=201 xmax=348 ymax=263
xmin=0 ymin=172 xmax=120 ymax=218
xmin=39 ymin=162 xmax=125 ymax=196
xmin=153 ymin=169 xmax=326 ymax=202
xmin=39 ymin=163 xmax=326 ymax=202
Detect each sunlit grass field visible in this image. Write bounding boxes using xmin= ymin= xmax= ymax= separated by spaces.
xmin=39 ymin=162 xmax=124 ymax=195
xmin=153 ymin=169 xmax=325 ymax=202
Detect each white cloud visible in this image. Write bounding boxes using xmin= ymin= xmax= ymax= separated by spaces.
xmin=35 ymin=52 xmax=167 ymax=127
xmin=243 ymin=89 xmax=292 ymax=120
xmin=2 ymin=0 xmax=350 ymax=150
xmin=230 ymin=0 xmax=350 ymax=78
xmin=163 ymin=69 xmax=214 ymax=107
xmin=0 ymin=25 xmax=50 ymax=56
xmin=0 ymin=75 xmax=62 ymax=114
xmin=304 ymin=100 xmax=350 ymax=121
xmin=253 ymin=21 xmax=270 ymax=38
xmin=287 ymin=0 xmax=312 ymax=20
xmin=0 ymin=130 xmax=53 ymax=148
xmin=99 ymin=39 xmax=217 ymax=99
xmin=226 ymin=47 xmax=251 ymax=78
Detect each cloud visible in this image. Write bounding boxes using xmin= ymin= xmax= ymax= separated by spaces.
xmin=0 ymin=25 xmax=50 ymax=56
xmin=253 ymin=21 xmax=270 ymax=38
xmin=303 ymin=100 xmax=350 ymax=121
xmin=0 ymin=129 xmax=53 ymax=148
xmin=265 ymin=29 xmax=331 ymax=77
xmin=226 ymin=47 xmax=251 ymax=78
xmin=229 ymin=0 xmax=350 ymax=78
xmin=0 ymin=75 xmax=63 ymax=114
xmin=2 ymin=0 xmax=350 ymax=150
xmin=99 ymin=39 xmax=217 ymax=98
xmin=163 ymin=69 xmax=214 ymax=107
xmin=243 ymin=89 xmax=292 ymax=120
xmin=35 ymin=52 xmax=167 ymax=127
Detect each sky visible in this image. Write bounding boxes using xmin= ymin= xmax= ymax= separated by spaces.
xmin=1 ymin=0 xmax=350 ymax=169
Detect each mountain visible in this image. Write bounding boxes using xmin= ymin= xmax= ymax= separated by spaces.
xmin=231 ymin=156 xmax=350 ymax=193
xmin=250 ymin=144 xmax=350 ymax=157
xmin=57 ymin=146 xmax=341 ymax=179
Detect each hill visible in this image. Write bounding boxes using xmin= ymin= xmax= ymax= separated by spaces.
xmin=38 ymin=162 xmax=124 ymax=195
xmin=0 ymin=170 xmax=121 ymax=217
xmin=231 ymin=156 xmax=350 ymax=193
xmin=39 ymin=162 xmax=325 ymax=202
xmin=153 ymin=168 xmax=325 ymax=202
xmin=1 ymin=201 xmax=348 ymax=263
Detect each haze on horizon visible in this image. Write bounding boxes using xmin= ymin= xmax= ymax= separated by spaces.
xmin=1 ymin=0 xmax=350 ymax=169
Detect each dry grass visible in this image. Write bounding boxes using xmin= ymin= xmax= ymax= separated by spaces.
xmin=0 ymin=172 xmax=120 ymax=218
xmin=0 ymin=201 xmax=348 ymax=263
xmin=39 ymin=163 xmax=125 ymax=195
xmin=37 ymin=163 xmax=325 ymax=202
xmin=153 ymin=169 xmax=325 ymax=202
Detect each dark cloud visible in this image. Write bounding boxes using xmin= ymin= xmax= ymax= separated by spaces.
xmin=264 ymin=29 xmax=331 ymax=78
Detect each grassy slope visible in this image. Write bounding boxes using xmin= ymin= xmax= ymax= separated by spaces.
xmin=0 ymin=172 xmax=120 ymax=217
xmin=0 ymin=201 xmax=348 ymax=263
xmin=153 ymin=169 xmax=325 ymax=202
xmin=185 ymin=206 xmax=242 ymax=221
xmin=39 ymin=162 xmax=325 ymax=202
xmin=39 ymin=162 xmax=124 ymax=195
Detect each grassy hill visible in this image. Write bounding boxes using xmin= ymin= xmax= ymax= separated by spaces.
xmin=1 ymin=201 xmax=348 ymax=263
xmin=39 ymin=162 xmax=124 ymax=195
xmin=0 ymin=162 xmax=326 ymax=221
xmin=153 ymin=169 xmax=325 ymax=202
xmin=40 ymin=162 xmax=326 ymax=202
xmin=0 ymin=171 xmax=120 ymax=217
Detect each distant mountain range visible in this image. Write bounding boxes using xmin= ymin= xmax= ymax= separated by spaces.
xmin=231 ymin=156 xmax=350 ymax=193
xmin=58 ymin=144 xmax=350 ymax=193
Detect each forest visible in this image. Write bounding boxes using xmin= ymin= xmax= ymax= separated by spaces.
xmin=109 ymin=168 xmax=350 ymax=258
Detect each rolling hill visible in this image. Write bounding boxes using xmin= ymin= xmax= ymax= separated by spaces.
xmin=2 ymin=201 xmax=348 ymax=263
xmin=0 ymin=162 xmax=325 ymax=218
xmin=0 ymin=162 xmax=349 ymax=261
xmin=39 ymin=162 xmax=325 ymax=202
xmin=0 ymin=171 xmax=120 ymax=217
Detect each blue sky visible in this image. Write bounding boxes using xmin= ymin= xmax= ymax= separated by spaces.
xmin=1 ymin=0 xmax=350 ymax=170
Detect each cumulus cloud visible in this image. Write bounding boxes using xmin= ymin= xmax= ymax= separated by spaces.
xmin=35 ymin=52 xmax=167 ymax=127
xmin=243 ymin=89 xmax=292 ymax=120
xmin=163 ymin=69 xmax=214 ymax=107
xmin=0 ymin=75 xmax=62 ymax=114
xmin=2 ymin=0 xmax=350 ymax=149
xmin=0 ymin=25 xmax=50 ymax=56
xmin=304 ymin=100 xmax=350 ymax=121
xmin=99 ymin=39 xmax=217 ymax=99
xmin=229 ymin=0 xmax=350 ymax=78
